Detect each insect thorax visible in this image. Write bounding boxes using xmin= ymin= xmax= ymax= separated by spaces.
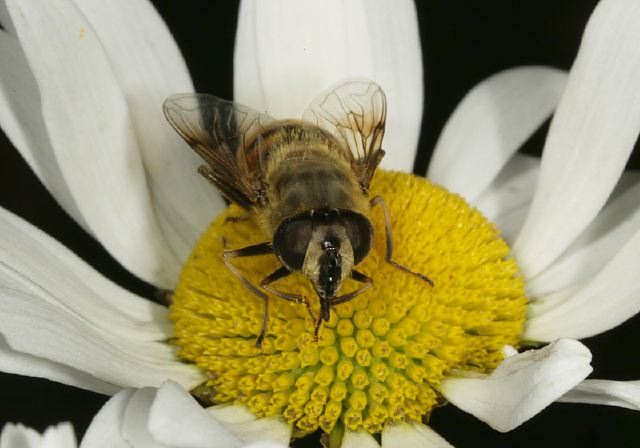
xmin=262 ymin=125 xmax=369 ymax=232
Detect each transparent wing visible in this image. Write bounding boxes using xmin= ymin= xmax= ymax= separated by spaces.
xmin=163 ymin=93 xmax=277 ymax=209
xmin=303 ymin=79 xmax=387 ymax=192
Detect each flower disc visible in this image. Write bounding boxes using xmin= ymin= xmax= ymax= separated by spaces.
xmin=170 ymin=170 xmax=527 ymax=435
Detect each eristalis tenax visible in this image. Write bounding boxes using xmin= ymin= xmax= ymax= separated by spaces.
xmin=164 ymin=80 xmax=432 ymax=347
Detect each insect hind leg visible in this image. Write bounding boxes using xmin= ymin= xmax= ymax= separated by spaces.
xmin=223 ymin=242 xmax=273 ymax=348
xmin=370 ymin=195 xmax=434 ymax=287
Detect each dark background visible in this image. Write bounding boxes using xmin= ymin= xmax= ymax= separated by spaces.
xmin=1 ymin=1 xmax=640 ymax=446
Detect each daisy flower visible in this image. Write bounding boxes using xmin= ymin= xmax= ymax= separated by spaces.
xmin=1 ymin=0 xmax=639 ymax=447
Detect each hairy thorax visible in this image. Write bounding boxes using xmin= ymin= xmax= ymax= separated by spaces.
xmin=257 ymin=126 xmax=369 ymax=234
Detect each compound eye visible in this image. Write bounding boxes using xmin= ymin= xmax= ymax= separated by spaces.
xmin=340 ymin=212 xmax=373 ymax=264
xmin=273 ymin=218 xmax=313 ymax=270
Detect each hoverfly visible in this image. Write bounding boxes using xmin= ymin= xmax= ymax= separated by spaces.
xmin=164 ymin=80 xmax=432 ymax=347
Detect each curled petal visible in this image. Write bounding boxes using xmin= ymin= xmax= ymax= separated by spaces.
xmin=148 ymin=381 xmax=242 ymax=448
xmin=557 ymin=379 xmax=640 ymax=410
xmin=80 ymin=389 xmax=134 ymax=448
xmin=440 ymin=339 xmax=592 ymax=432
xmin=83 ymin=383 xmax=254 ymax=448
xmin=208 ymin=404 xmax=291 ymax=446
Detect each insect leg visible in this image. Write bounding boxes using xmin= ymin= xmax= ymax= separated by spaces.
xmin=328 ymin=270 xmax=374 ymax=306
xmin=223 ymin=242 xmax=273 ymax=348
xmin=370 ymin=195 xmax=434 ymax=287
xmin=260 ymin=266 xmax=317 ymax=322
xmin=313 ymin=315 xmax=323 ymax=344
xmin=311 ymin=270 xmax=374 ymax=343
xmin=224 ymin=213 xmax=251 ymax=224
xmin=154 ymin=288 xmax=173 ymax=305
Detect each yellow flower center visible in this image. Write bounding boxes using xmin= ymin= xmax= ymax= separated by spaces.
xmin=170 ymin=170 xmax=527 ymax=436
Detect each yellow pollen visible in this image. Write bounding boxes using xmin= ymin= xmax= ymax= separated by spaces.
xmin=170 ymin=170 xmax=527 ymax=437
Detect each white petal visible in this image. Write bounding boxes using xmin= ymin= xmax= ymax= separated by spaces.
xmin=71 ymin=0 xmax=225 ymax=257
xmin=207 ymin=404 xmax=256 ymax=424
xmin=120 ymin=388 xmax=158 ymax=447
xmin=208 ymin=404 xmax=291 ymax=447
xmin=0 ymin=287 xmax=203 ymax=391
xmin=40 ymin=424 xmax=77 ymax=448
xmin=5 ymin=0 xmax=180 ymax=287
xmin=557 ymin=379 xmax=640 ymax=410
xmin=80 ymin=388 xmax=135 ymax=448
xmin=148 ymin=381 xmax=242 ymax=448
xmin=0 ymin=335 xmax=118 ymax=395
xmin=235 ymin=0 xmax=423 ymax=172
xmin=502 ymin=345 xmax=518 ymax=358
xmin=474 ymin=154 xmax=540 ymax=244
xmin=1 ymin=423 xmax=77 ymax=448
xmin=342 ymin=429 xmax=380 ymax=448
xmin=492 ymin=204 xmax=530 ymax=246
xmin=0 ymin=424 xmax=41 ymax=448
xmin=428 ymin=66 xmax=565 ymax=202
xmin=440 ymin=339 xmax=592 ymax=432
xmin=513 ymin=0 xmax=640 ymax=278
xmin=0 ymin=1 xmax=16 ymax=35
xmin=102 ymin=386 xmax=288 ymax=448
xmin=382 ymin=422 xmax=452 ymax=448
xmin=525 ymin=224 xmax=640 ymax=341
xmin=610 ymin=169 xmax=640 ymax=198
xmin=242 ymin=443 xmax=288 ymax=448
xmin=0 ymin=207 xmax=170 ymax=340
xmin=473 ymin=154 xmax=540 ymax=222
xmin=527 ymin=176 xmax=640 ymax=296
xmin=0 ymin=30 xmax=86 ymax=229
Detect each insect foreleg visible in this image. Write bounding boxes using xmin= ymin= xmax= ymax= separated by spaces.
xmin=311 ymin=270 xmax=374 ymax=343
xmin=260 ymin=266 xmax=317 ymax=323
xmin=328 ymin=270 xmax=374 ymax=306
xmin=370 ymin=195 xmax=434 ymax=287
xmin=223 ymin=242 xmax=273 ymax=348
